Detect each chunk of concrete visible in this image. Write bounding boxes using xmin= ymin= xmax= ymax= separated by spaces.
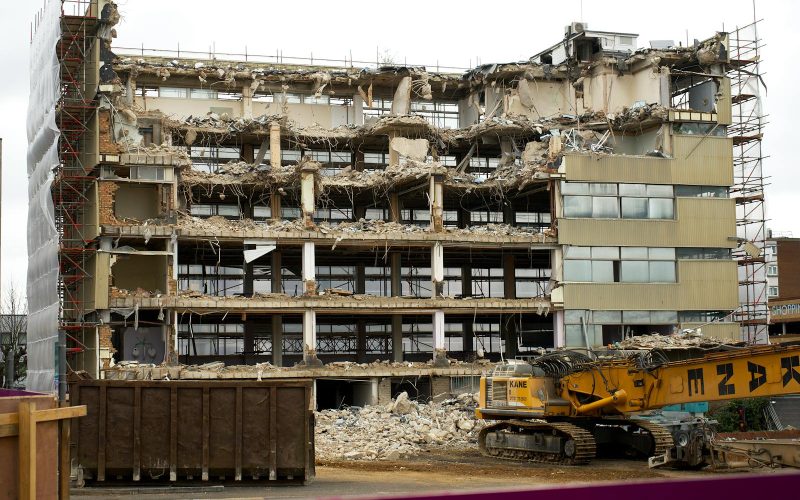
xmin=390 ymin=137 xmax=429 ymax=161
xmin=391 ymin=76 xmax=412 ymax=115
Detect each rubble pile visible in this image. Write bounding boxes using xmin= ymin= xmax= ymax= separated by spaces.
xmin=315 ymin=391 xmax=484 ymax=461
xmin=613 ymin=330 xmax=740 ymax=350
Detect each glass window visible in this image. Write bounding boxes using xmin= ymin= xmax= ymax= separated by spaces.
xmin=592 ymin=197 xmax=620 ymax=218
xmin=593 ymin=310 xmax=622 ymax=323
xmin=190 ymin=88 xmax=217 ymax=99
xmin=564 ymin=260 xmax=592 ymax=281
xmin=648 ymin=198 xmax=674 ymax=219
xmin=564 ymin=196 xmax=592 ymax=217
xmin=592 ymin=261 xmax=614 ymax=282
xmin=647 ymin=185 xmax=673 ymax=197
xmin=649 ymin=248 xmax=675 ymax=260
xmin=620 ymin=261 xmax=649 ymax=282
xmin=561 ymin=182 xmax=590 ymax=195
xmin=767 ymin=265 xmax=778 ymax=276
xmin=768 ymin=286 xmax=779 ymax=297
xmin=619 ymin=184 xmax=647 ymax=196
xmin=592 ymin=247 xmax=619 ymax=259
xmin=591 ymin=183 xmax=618 ymax=196
xmin=651 ymin=311 xmax=679 ymax=323
xmin=159 ymin=87 xmax=187 ymax=98
xmin=621 ymin=247 xmax=648 ymax=259
xmin=564 ymin=310 xmax=588 ymax=324
xmin=675 ymin=185 xmax=701 ymax=197
xmin=649 ymin=261 xmax=676 ymax=282
xmin=621 ymin=197 xmax=648 ymax=218
xmin=623 ymin=310 xmax=651 ymax=324
xmin=564 ymin=246 xmax=591 ymax=259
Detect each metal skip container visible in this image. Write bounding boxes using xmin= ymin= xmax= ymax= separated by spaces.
xmin=70 ymin=379 xmax=315 ymax=484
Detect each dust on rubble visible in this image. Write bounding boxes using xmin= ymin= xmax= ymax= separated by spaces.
xmin=315 ymin=391 xmax=484 ymax=462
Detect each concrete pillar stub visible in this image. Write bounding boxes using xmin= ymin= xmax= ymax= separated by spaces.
xmin=271 ymin=314 xmax=283 ymax=366
xmin=430 ymin=174 xmax=444 ymax=232
xmin=300 ymin=162 xmax=318 ymax=229
xmin=302 ymin=242 xmax=316 ymax=295
xmin=269 ymin=122 xmax=281 ymax=168
xmin=432 ymin=309 xmax=449 ymax=366
xmin=302 ymin=309 xmax=322 ymax=366
xmin=431 ymin=242 xmax=444 ymax=298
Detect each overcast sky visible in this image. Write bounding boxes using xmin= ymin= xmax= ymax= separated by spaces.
xmin=0 ymin=0 xmax=796 ymax=297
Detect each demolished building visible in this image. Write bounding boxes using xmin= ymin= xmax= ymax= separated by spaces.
xmin=27 ymin=1 xmax=768 ymax=402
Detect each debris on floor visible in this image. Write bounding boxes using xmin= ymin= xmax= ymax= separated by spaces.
xmin=315 ymin=391 xmax=484 ymax=461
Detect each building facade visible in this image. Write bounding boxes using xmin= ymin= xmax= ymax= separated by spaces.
xmin=28 ymin=1 xmax=750 ymax=393
xmin=766 ymin=233 xmax=800 ymax=337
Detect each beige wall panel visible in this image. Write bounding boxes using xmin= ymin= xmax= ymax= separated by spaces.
xmin=681 ymin=322 xmax=739 ymax=341
xmin=563 ymin=136 xmax=733 ymax=186
xmin=562 ymin=260 xmax=738 ymax=310
xmin=507 ymin=80 xmax=572 ymax=119
xmin=559 ymin=198 xmax=736 ymax=247
xmin=583 ymin=68 xmax=664 ymax=113
xmin=716 ymin=76 xmax=732 ymax=125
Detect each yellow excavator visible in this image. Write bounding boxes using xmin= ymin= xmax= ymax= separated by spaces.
xmin=476 ymin=343 xmax=800 ymax=467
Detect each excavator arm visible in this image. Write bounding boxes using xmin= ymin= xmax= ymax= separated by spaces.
xmin=561 ymin=344 xmax=800 ymax=416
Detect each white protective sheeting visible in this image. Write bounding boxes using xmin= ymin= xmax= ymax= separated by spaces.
xmin=26 ymin=1 xmax=62 ymax=393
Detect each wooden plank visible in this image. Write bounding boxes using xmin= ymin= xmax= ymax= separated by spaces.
xmin=169 ymin=386 xmax=177 ymax=482
xmin=235 ymin=386 xmax=242 ymax=481
xmin=98 ymin=385 xmax=107 ymax=482
xmin=59 ymin=407 xmax=71 ymax=500
xmin=0 ymin=423 xmax=18 ymax=438
xmin=133 ymin=386 xmax=141 ymax=481
xmin=18 ymin=402 xmax=36 ymax=500
xmin=268 ymin=386 xmax=277 ymax=480
xmin=202 ymin=386 xmax=210 ymax=481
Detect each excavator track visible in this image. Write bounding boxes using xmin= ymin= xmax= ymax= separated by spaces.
xmin=632 ymin=419 xmax=675 ymax=458
xmin=479 ymin=420 xmax=597 ymax=465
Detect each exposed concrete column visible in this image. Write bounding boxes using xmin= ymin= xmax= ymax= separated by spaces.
xmin=353 ymin=204 xmax=366 ymax=221
xmin=388 ymin=132 xmax=400 ymax=167
xmin=353 ymin=93 xmax=365 ymax=126
xmin=432 ymin=310 xmax=448 ymax=366
xmin=503 ymin=254 xmax=516 ymax=300
xmin=431 ymin=242 xmax=444 ymax=298
xmin=302 ymin=242 xmax=316 ymax=295
xmin=429 ymin=174 xmax=444 ymax=232
xmin=269 ymin=122 xmax=281 ymax=168
xmin=241 ymin=143 xmax=254 ymax=163
xmin=390 ymin=250 xmax=403 ymax=362
xmin=242 ymin=84 xmax=254 ymax=119
xmin=391 ymin=315 xmax=403 ymax=362
xmin=356 ymin=320 xmax=367 ymax=363
xmin=390 ymin=76 xmax=412 ymax=115
xmin=355 ymin=264 xmax=366 ymax=294
xmin=300 ymin=162 xmax=318 ymax=229
xmin=271 ymin=315 xmax=283 ymax=366
xmin=461 ymin=265 xmax=474 ymax=355
xmin=503 ymin=253 xmax=518 ymax=358
xmin=389 ymin=191 xmax=401 ymax=223
xmin=554 ymin=310 xmax=565 ymax=348
xmin=270 ymin=192 xmax=282 ymax=222
xmin=354 ymin=150 xmax=365 ymax=171
xmin=302 ymin=309 xmax=321 ymax=366
xmin=243 ymin=315 xmax=254 ymax=363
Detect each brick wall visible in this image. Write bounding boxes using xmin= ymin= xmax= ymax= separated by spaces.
xmin=98 ymin=110 xmax=120 ymax=154
xmin=98 ymin=324 xmax=116 ymax=369
xmin=98 ymin=181 xmax=120 ymax=225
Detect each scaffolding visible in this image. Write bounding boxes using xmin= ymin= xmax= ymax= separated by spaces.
xmin=728 ymin=20 xmax=768 ymax=343
xmin=55 ymin=0 xmax=100 ymax=363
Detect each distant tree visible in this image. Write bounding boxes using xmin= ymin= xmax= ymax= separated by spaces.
xmin=0 ymin=282 xmax=27 ymax=388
